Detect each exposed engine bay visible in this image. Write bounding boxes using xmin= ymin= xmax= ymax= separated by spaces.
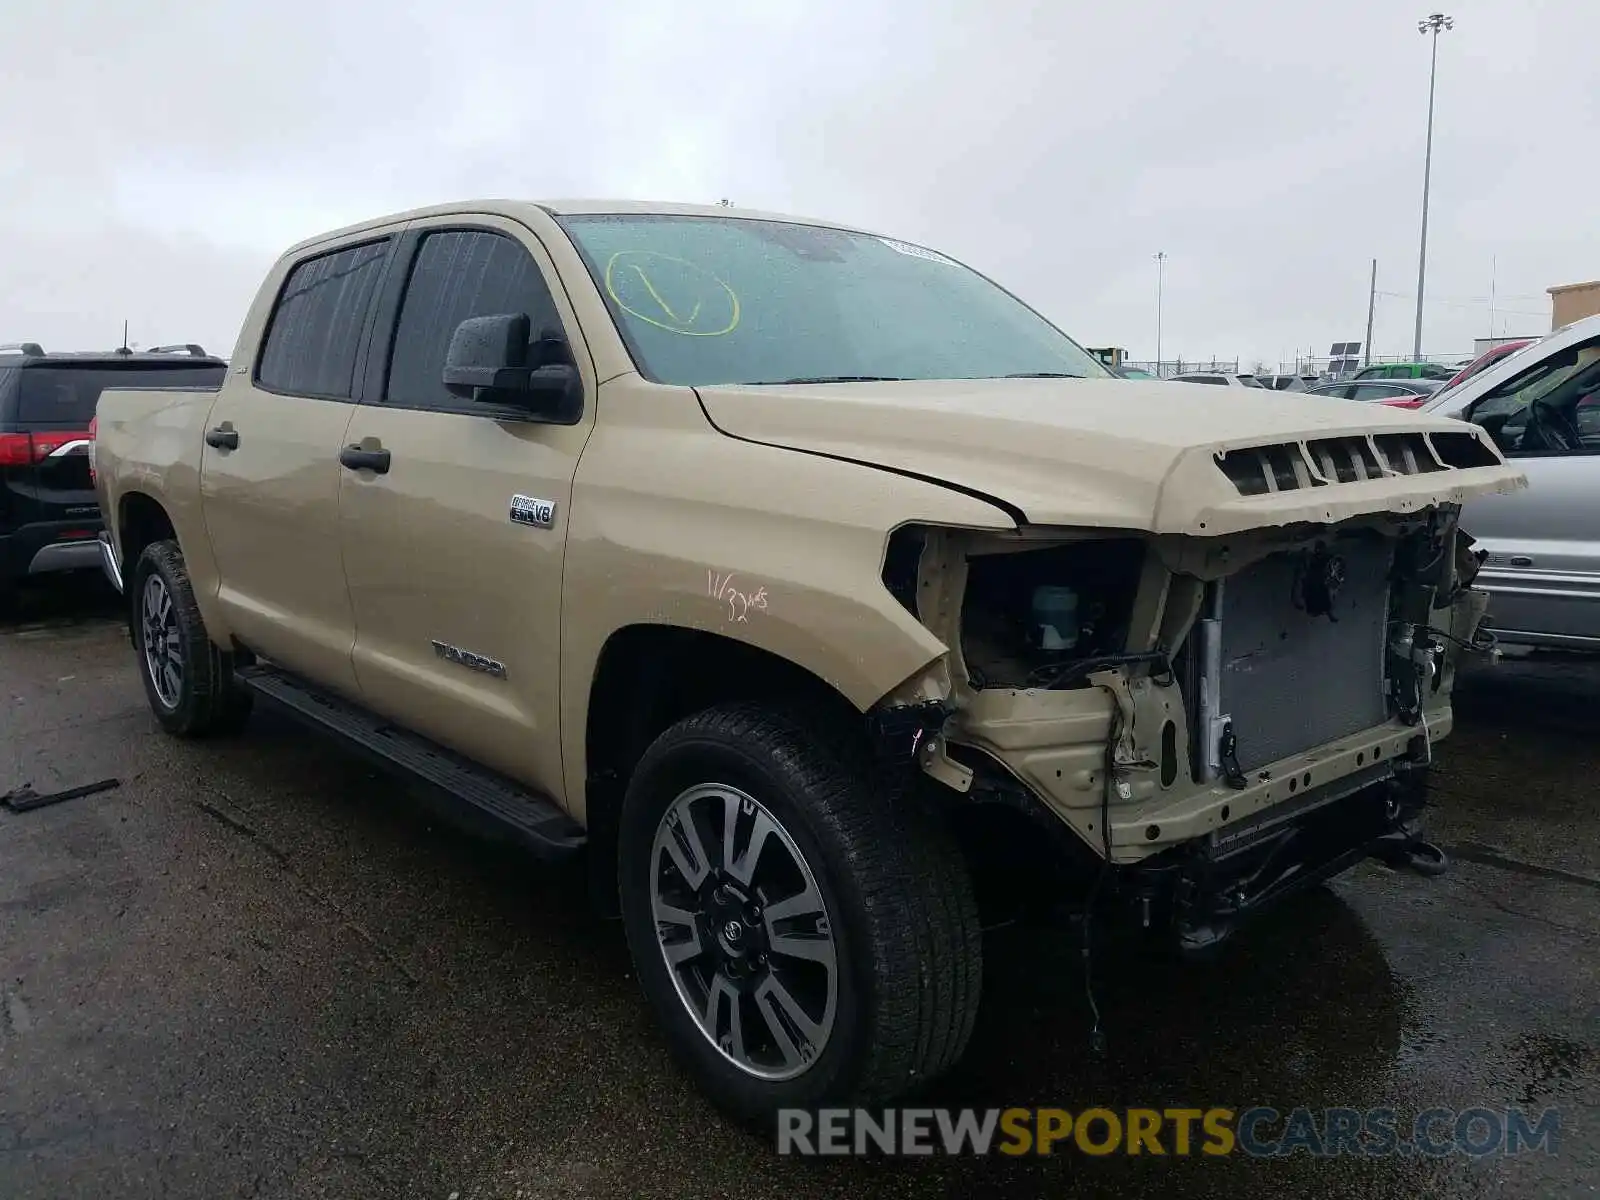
xmin=876 ymin=507 xmax=1492 ymax=951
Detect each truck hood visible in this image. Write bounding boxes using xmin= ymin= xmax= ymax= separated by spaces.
xmin=696 ymin=377 xmax=1528 ymax=536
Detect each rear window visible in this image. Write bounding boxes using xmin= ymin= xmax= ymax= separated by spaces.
xmin=17 ymin=363 xmax=226 ymax=425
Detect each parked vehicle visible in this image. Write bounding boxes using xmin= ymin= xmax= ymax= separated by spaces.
xmin=1305 ymin=379 xmax=1442 ymax=410
xmin=1171 ymin=372 xmax=1264 ymax=387
xmin=0 ymin=342 xmax=224 ymax=603
xmin=1420 ymin=314 xmax=1600 ymax=651
xmin=1352 ymin=361 xmax=1456 ymax=382
xmin=1116 ymin=366 xmax=1157 ymax=380
xmin=1255 ymin=374 xmax=1320 ymax=392
xmin=93 ymin=199 xmax=1521 ymax=1120
xmin=1433 ymin=339 xmax=1535 ymax=400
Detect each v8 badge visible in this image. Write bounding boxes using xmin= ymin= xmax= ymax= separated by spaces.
xmin=509 ymin=495 xmax=557 ymax=529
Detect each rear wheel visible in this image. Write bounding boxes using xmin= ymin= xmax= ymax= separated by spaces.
xmin=131 ymin=540 xmax=251 ymax=736
xmin=618 ymin=703 xmax=982 ymax=1123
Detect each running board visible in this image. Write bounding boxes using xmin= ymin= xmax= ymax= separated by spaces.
xmin=234 ymin=664 xmax=585 ymax=861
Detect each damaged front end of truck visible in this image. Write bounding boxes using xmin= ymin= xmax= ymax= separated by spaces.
xmin=870 ymin=423 xmax=1525 ymax=955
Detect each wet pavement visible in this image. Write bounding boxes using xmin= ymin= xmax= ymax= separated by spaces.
xmin=1 ymin=577 xmax=1596 ymax=1199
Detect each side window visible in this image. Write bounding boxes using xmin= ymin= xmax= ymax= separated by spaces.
xmin=1466 ymin=337 xmax=1600 ymax=456
xmin=1351 ymin=384 xmax=1398 ymax=402
xmin=385 ymin=229 xmax=563 ymax=411
xmin=257 ymin=240 xmax=390 ymax=398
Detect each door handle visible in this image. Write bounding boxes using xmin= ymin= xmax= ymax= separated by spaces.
xmin=1508 ymin=555 xmax=1534 ymax=568
xmin=204 ymin=426 xmax=239 ymax=450
xmin=339 ymin=444 xmax=391 ymax=475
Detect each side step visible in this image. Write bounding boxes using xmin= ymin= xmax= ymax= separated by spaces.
xmin=235 ymin=663 xmax=586 ymax=861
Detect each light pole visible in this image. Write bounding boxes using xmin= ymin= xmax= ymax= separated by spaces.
xmin=1412 ymin=12 xmax=1453 ymax=360
xmin=1154 ymin=251 xmax=1167 ymax=373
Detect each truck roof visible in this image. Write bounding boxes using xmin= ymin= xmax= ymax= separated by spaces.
xmin=0 ymin=345 xmax=225 ymax=367
xmin=284 ymin=198 xmax=885 ymax=258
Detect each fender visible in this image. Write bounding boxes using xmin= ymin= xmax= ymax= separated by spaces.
xmin=556 ymin=398 xmax=1016 ymax=823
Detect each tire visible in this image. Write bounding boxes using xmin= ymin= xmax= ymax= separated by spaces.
xmin=617 ymin=703 xmax=982 ymax=1124
xmin=130 ymin=539 xmax=252 ymax=737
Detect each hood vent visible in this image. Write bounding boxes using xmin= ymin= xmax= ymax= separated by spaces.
xmin=1215 ymin=429 xmax=1495 ymax=497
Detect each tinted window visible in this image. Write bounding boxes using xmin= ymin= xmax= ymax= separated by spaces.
xmin=1351 ymin=384 xmax=1401 ymax=402
xmin=557 ymin=214 xmax=1111 ymax=387
xmin=17 ymin=363 xmax=226 ymax=425
xmin=257 ymin=240 xmax=390 ymax=398
xmin=383 ymin=230 xmax=562 ymax=410
xmin=1176 ymin=375 xmax=1228 ymax=385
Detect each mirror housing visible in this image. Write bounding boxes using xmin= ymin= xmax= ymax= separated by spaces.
xmin=442 ymin=313 xmax=582 ymax=423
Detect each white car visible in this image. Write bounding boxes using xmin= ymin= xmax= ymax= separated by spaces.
xmin=1170 ymin=372 xmax=1266 ymax=388
xmin=1420 ymin=313 xmax=1600 ymax=651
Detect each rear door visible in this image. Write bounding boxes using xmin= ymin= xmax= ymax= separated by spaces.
xmin=1458 ymin=333 xmax=1600 ymax=646
xmin=334 ymin=216 xmax=597 ymax=793
xmin=199 ymin=235 xmax=397 ymax=692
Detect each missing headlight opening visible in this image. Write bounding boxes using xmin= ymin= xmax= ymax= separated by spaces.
xmin=958 ymin=537 xmax=1149 ymax=690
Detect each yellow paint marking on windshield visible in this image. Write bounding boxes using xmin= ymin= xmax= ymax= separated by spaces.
xmin=629 ymin=264 xmax=680 ymax=322
xmin=604 ymin=250 xmax=741 ymax=337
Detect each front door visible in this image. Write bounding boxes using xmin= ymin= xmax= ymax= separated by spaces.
xmin=199 ymin=235 xmax=396 ymax=691
xmin=336 ymin=217 xmax=596 ymax=795
xmin=1459 ymin=333 xmax=1600 ymax=646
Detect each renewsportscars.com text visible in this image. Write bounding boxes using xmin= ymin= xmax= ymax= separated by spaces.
xmin=777 ymin=1106 xmax=1561 ymax=1158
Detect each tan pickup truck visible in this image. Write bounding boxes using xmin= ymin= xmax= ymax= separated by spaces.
xmin=92 ymin=199 xmax=1524 ymax=1120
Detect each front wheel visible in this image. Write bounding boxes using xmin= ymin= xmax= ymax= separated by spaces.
xmin=131 ymin=540 xmax=251 ymax=737
xmin=618 ymin=703 xmax=982 ymax=1123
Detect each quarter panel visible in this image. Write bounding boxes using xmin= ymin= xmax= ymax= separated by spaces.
xmin=95 ymin=387 xmax=230 ymax=636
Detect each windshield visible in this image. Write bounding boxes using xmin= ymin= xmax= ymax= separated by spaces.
xmin=17 ymin=362 xmax=224 ymax=424
xmin=556 ymin=214 xmax=1111 ymax=387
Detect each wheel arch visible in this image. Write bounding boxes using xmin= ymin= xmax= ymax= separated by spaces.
xmin=112 ymin=486 xmax=232 ymax=643
xmin=577 ymin=622 xmax=902 ymax=917
xmin=117 ymin=490 xmax=177 ymax=575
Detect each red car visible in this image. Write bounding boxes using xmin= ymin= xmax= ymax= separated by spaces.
xmin=1435 ymin=340 xmax=1535 ymax=399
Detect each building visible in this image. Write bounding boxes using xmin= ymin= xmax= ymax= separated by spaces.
xmin=1548 ymin=279 xmax=1600 ymax=330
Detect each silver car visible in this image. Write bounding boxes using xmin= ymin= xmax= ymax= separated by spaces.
xmin=1420 ymin=314 xmax=1600 ymax=651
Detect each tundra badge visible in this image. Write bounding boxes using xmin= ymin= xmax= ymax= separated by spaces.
xmin=509 ymin=494 xmax=557 ymax=528
xmin=430 ymin=640 xmax=508 ymax=680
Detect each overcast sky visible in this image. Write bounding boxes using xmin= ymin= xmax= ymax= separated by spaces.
xmin=3 ymin=0 xmax=1594 ymax=371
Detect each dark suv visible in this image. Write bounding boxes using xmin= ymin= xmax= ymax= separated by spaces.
xmin=0 ymin=343 xmax=227 ymax=599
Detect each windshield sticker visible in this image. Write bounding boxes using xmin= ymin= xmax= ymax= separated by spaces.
xmin=707 ymin=570 xmax=768 ymax=623
xmin=604 ymin=251 xmax=741 ymax=337
xmin=877 ymin=237 xmax=960 ymax=267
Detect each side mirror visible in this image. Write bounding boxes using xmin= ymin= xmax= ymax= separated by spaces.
xmin=442 ymin=313 xmax=582 ymax=423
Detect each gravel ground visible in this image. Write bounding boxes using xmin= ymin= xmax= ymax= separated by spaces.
xmin=1 ymin=577 xmax=1595 ymax=1199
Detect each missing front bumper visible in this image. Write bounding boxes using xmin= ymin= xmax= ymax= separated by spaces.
xmin=1128 ymin=763 xmax=1430 ymax=957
